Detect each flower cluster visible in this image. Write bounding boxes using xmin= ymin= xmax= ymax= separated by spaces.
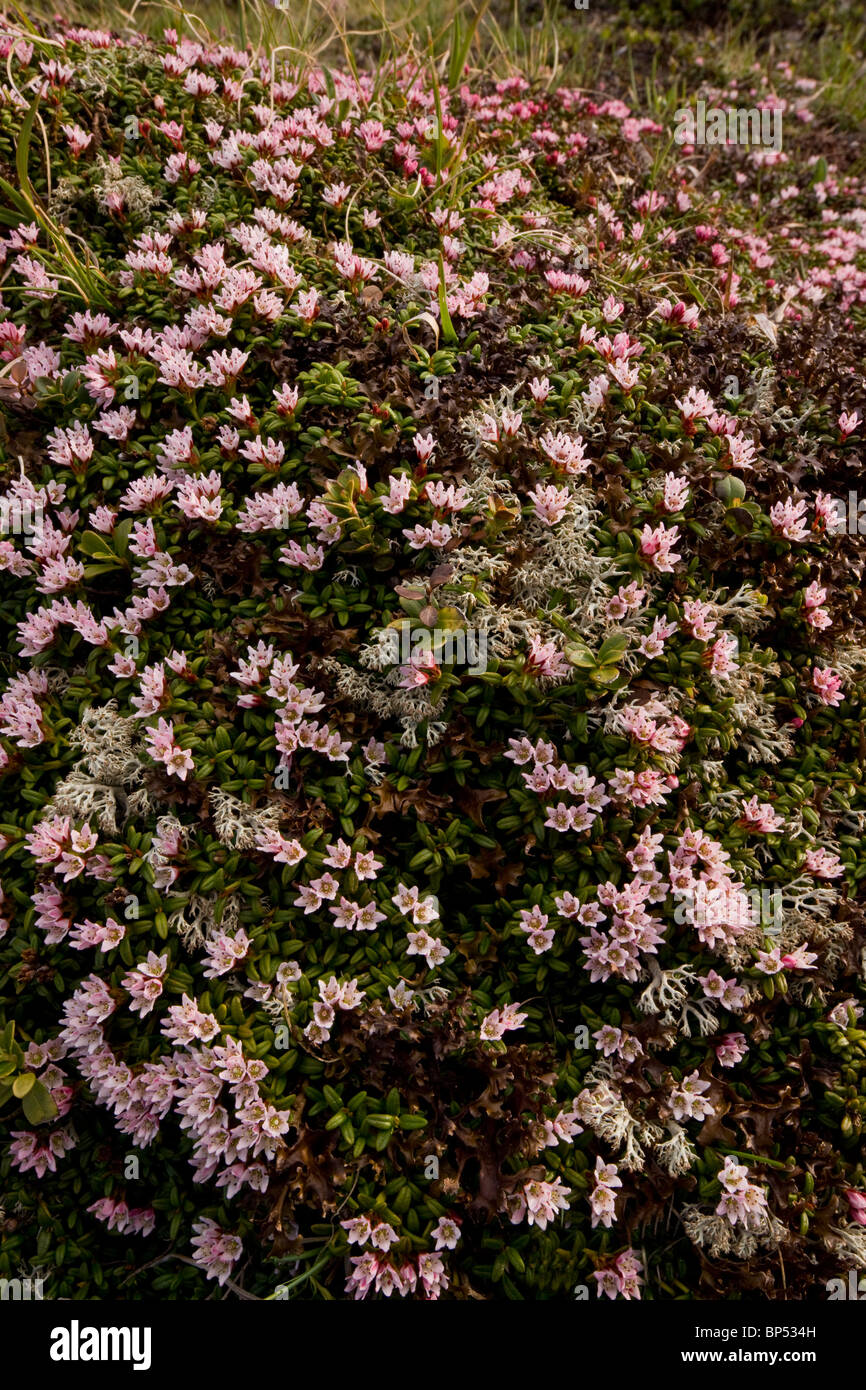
xmin=0 ymin=17 xmax=863 ymax=1307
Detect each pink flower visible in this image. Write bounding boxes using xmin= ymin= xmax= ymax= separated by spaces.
xmin=521 ymin=1176 xmax=571 ymax=1229
xmin=358 ymin=120 xmax=390 ymax=151
xmin=669 ymin=1070 xmax=715 ymax=1122
xmin=518 ymin=905 xmax=555 ymax=954
xmin=143 ymin=717 xmax=195 ymax=780
xmin=62 ymin=123 xmax=93 ymax=156
xmin=675 ymin=386 xmax=714 ymax=429
xmin=779 ymin=945 xmax=818 ymax=971
xmin=345 ymin=1252 xmax=379 ymax=1299
xmin=589 ymin=1159 xmax=620 ymax=1229
xmin=539 ymin=430 xmax=587 ymax=473
xmin=273 ymin=383 xmax=299 ymax=415
xmin=341 ymin=1215 xmax=372 ymax=1246
xmin=594 ymin=1249 xmax=643 ymax=1300
xmin=528 ymin=482 xmax=570 ymax=526
xmin=369 ymin=1221 xmax=399 ymax=1252
xmin=418 ymin=1252 xmax=449 ymax=1299
xmin=295 ymin=287 xmax=320 ymax=322
xmin=431 ymin=1216 xmax=461 ymax=1250
xmin=845 ymin=1190 xmax=866 ymax=1226
xmin=654 ymin=298 xmax=700 ymax=327
xmin=804 ymin=846 xmax=843 ymax=878
xmin=726 ymin=434 xmax=758 ymax=471
xmin=545 ymin=269 xmax=589 ymax=297
xmin=190 ymin=1218 xmax=243 ymax=1285
xmin=739 ymin=795 xmax=785 ymax=833
xmin=715 ymin=1033 xmax=749 ymax=1067
xmin=480 ymin=1003 xmax=527 ymax=1040
xmin=525 ymin=634 xmax=570 ymax=681
xmin=638 ymin=522 xmax=681 ymax=572
xmin=413 ymin=432 xmax=436 ymax=462
xmin=323 ymin=181 xmax=352 ymax=208
xmin=770 ymin=498 xmax=809 ymax=541
xmin=715 ymin=1157 xmax=767 ymax=1230
xmin=663 ymin=474 xmax=689 ymax=512
xmin=812 ymin=665 xmax=843 ymax=707
xmin=838 ymin=410 xmax=861 ymax=441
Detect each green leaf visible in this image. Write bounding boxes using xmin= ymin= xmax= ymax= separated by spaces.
xmin=84 ymin=563 xmax=126 ymax=579
xmin=0 ymin=175 xmax=32 ymax=218
xmin=724 ymin=507 xmax=754 ymax=536
xmin=78 ymin=531 xmax=126 ymax=566
xmin=435 ymin=606 xmax=464 ymax=631
xmin=21 ymin=1079 xmax=58 ymax=1125
xmin=564 ymin=638 xmax=595 ymax=669
xmin=112 ymin=517 xmax=135 ymax=554
xmin=16 ymin=98 xmax=40 ymax=206
xmin=12 ymin=1071 xmax=35 ymax=1098
xmin=596 ymin=634 xmax=629 ymax=665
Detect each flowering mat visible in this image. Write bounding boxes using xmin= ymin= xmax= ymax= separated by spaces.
xmin=1 ymin=11 xmax=865 ymax=1304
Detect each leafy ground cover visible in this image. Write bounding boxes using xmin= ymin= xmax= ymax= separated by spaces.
xmin=0 ymin=3 xmax=865 ymax=1301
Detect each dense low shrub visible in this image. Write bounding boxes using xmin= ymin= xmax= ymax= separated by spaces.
xmin=588 ymin=0 xmax=853 ymax=37
xmin=0 ymin=16 xmax=864 ymax=1300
